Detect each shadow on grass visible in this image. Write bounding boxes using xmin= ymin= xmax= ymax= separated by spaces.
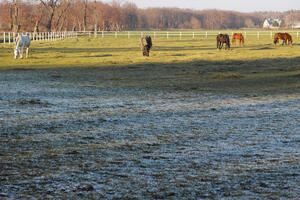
xmin=2 ymin=56 xmax=300 ymax=96
xmin=250 ymin=47 xmax=274 ymax=50
xmin=82 ymin=54 xmax=113 ymax=58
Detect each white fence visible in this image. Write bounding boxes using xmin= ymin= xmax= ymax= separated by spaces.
xmin=1 ymin=30 xmax=299 ymax=43
xmin=80 ymin=30 xmax=300 ymax=40
xmin=0 ymin=31 xmax=77 ymax=44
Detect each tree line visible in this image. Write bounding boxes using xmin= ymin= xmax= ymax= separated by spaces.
xmin=0 ymin=0 xmax=300 ymax=32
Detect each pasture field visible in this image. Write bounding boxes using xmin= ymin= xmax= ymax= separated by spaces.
xmin=0 ymin=35 xmax=300 ymax=199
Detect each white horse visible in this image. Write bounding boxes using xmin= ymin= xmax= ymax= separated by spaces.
xmin=14 ymin=34 xmax=31 ymax=59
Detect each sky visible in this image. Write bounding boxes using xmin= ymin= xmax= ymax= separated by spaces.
xmin=101 ymin=0 xmax=300 ymax=12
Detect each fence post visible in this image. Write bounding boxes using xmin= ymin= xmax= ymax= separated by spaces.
xmin=3 ymin=32 xmax=5 ymax=43
xmin=128 ymin=31 xmax=130 ymax=39
xmin=167 ymin=32 xmax=169 ymax=39
xmin=257 ymin=31 xmax=259 ymax=40
xmin=193 ymin=32 xmax=194 ymax=39
xmin=154 ymin=31 xmax=156 ymax=39
xmin=206 ymin=31 xmax=207 ymax=38
xmin=270 ymin=31 xmax=272 ymax=39
xmin=141 ymin=32 xmax=143 ymax=38
xmin=9 ymin=32 xmax=11 ymax=43
xmin=180 ymin=32 xmax=182 ymax=40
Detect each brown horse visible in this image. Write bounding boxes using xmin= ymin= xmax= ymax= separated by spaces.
xmin=232 ymin=33 xmax=244 ymax=46
xmin=217 ymin=34 xmax=230 ymax=50
xmin=274 ymin=32 xmax=293 ymax=46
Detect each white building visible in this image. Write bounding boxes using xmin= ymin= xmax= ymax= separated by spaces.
xmin=290 ymin=22 xmax=300 ymax=29
xmin=263 ymin=18 xmax=282 ymax=29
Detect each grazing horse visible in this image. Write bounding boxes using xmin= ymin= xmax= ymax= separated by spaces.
xmin=140 ymin=36 xmax=152 ymax=56
xmin=232 ymin=33 xmax=244 ymax=46
xmin=14 ymin=34 xmax=31 ymax=59
xmin=217 ymin=34 xmax=230 ymax=50
xmin=274 ymin=32 xmax=292 ymax=46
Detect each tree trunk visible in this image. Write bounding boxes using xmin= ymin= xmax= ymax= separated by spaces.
xmin=46 ymin=9 xmax=55 ymax=32
xmin=13 ymin=0 xmax=20 ymax=33
xmin=94 ymin=0 xmax=97 ymax=37
xmin=9 ymin=5 xmax=13 ymax=31
xmin=34 ymin=21 xmax=39 ymax=33
xmin=83 ymin=0 xmax=88 ymax=32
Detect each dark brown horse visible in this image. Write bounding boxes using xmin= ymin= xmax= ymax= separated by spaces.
xmin=274 ymin=32 xmax=293 ymax=46
xmin=232 ymin=33 xmax=244 ymax=46
xmin=217 ymin=34 xmax=230 ymax=50
xmin=140 ymin=36 xmax=152 ymax=56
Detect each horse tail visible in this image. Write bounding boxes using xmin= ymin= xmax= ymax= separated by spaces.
xmin=273 ymin=33 xmax=278 ymax=45
xmin=227 ymin=37 xmax=230 ymax=49
xmin=287 ymin=33 xmax=293 ymax=45
xmin=226 ymin=35 xmax=230 ymax=49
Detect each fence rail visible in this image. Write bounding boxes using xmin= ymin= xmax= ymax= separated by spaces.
xmin=0 ymin=31 xmax=77 ymax=44
xmin=1 ymin=30 xmax=299 ymax=43
xmin=88 ymin=30 xmax=299 ymax=40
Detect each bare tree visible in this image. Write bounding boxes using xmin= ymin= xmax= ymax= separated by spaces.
xmin=39 ymin=0 xmax=72 ymax=32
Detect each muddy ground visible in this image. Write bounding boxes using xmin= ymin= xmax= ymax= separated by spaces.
xmin=1 ymin=58 xmax=300 ymax=199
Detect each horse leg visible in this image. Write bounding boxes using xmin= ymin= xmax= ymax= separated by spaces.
xmin=217 ymin=41 xmax=221 ymax=50
xmin=143 ymin=46 xmax=148 ymax=56
xmin=20 ymin=46 xmax=24 ymax=59
xmin=26 ymin=47 xmax=29 ymax=58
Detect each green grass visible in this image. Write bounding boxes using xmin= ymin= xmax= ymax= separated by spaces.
xmin=0 ymin=35 xmax=299 ymax=70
